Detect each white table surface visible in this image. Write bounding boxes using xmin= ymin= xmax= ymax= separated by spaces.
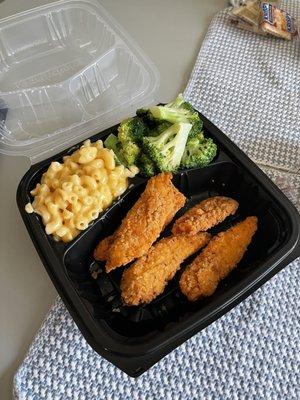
xmin=0 ymin=1 xmax=228 ymax=398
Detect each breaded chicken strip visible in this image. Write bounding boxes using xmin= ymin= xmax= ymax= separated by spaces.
xmin=104 ymin=173 xmax=186 ymax=272
xmin=172 ymin=196 xmax=238 ymax=235
xmin=180 ymin=216 xmax=258 ymax=301
xmin=121 ymin=232 xmax=211 ymax=306
xmin=94 ymin=192 xmax=184 ymax=262
xmin=94 ymin=235 xmax=114 ymax=261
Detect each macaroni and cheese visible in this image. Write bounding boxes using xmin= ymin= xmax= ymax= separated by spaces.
xmin=25 ymin=139 xmax=138 ymax=242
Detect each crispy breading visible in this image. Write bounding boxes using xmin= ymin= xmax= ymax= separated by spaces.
xmin=94 ymin=235 xmax=114 ymax=261
xmin=180 ymin=216 xmax=258 ymax=301
xmin=94 ymin=187 xmax=184 ymax=262
xmin=172 ymin=196 xmax=239 ymax=235
xmin=121 ymin=232 xmax=211 ymax=306
xmin=104 ymin=173 xmax=186 ymax=272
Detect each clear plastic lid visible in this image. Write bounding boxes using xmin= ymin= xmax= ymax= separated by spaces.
xmin=0 ymin=0 xmax=159 ymax=163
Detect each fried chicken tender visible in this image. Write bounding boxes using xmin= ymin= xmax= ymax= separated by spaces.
xmin=180 ymin=216 xmax=258 ymax=301
xmin=121 ymin=232 xmax=211 ymax=306
xmin=94 ymin=235 xmax=114 ymax=261
xmin=94 ymin=190 xmax=184 ymax=262
xmin=104 ymin=173 xmax=186 ymax=272
xmin=172 ymin=196 xmax=238 ymax=235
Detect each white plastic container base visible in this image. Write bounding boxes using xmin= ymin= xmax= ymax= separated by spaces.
xmin=0 ymin=0 xmax=159 ymax=163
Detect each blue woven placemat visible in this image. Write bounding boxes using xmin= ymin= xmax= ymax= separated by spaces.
xmin=14 ymin=1 xmax=300 ymax=399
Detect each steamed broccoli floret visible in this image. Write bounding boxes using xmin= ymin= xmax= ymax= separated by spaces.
xmin=181 ymin=101 xmax=196 ymax=112
xmin=167 ymin=94 xmax=203 ymax=137
xmin=166 ymin=93 xmax=185 ymax=108
xmin=169 ymin=93 xmax=195 ymax=111
xmin=137 ymin=152 xmax=157 ymax=177
xmin=166 ymin=94 xmax=203 ymax=138
xmin=188 ymin=119 xmax=204 ymax=138
xmin=181 ymin=133 xmax=217 ymax=169
xmin=104 ymin=133 xmax=119 ymax=153
xmin=104 ymin=133 xmax=127 ymax=165
xmin=145 ymin=105 xmax=199 ymax=125
xmin=137 ymin=94 xmax=201 ymax=135
xmin=136 ymin=108 xmax=158 ymax=126
xmin=119 ymin=141 xmax=140 ymax=166
xmin=166 ymin=94 xmax=195 ymax=112
xmin=118 ymin=117 xmax=148 ymax=143
xmin=137 ymin=95 xmax=199 ymax=125
xmin=142 ymin=122 xmax=191 ymax=172
xmin=117 ymin=117 xmax=148 ymax=165
xmin=148 ymin=121 xmax=172 ymax=137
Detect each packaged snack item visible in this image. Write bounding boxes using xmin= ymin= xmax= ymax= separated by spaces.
xmin=260 ymin=2 xmax=298 ymax=40
xmin=229 ymin=1 xmax=298 ymax=40
xmin=229 ymin=16 xmax=266 ymax=35
xmin=230 ymin=0 xmax=261 ymax=27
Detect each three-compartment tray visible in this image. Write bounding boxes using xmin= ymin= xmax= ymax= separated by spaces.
xmin=17 ymin=114 xmax=300 ymax=377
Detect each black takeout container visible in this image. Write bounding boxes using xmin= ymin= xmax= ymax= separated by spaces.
xmin=17 ymin=114 xmax=300 ymax=377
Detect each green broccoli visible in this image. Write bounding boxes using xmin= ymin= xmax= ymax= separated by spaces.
xmin=137 ymin=152 xmax=157 ymax=177
xmin=142 ymin=122 xmax=192 ymax=172
xmin=180 ymin=101 xmax=196 ymax=112
xmin=105 ymin=127 xmax=143 ymax=167
xmin=136 ymin=107 xmax=158 ymax=127
xmin=137 ymin=94 xmax=200 ymax=128
xmin=166 ymin=93 xmax=185 ymax=108
xmin=119 ymin=141 xmax=140 ymax=166
xmin=117 ymin=117 xmax=148 ymax=165
xmin=145 ymin=105 xmax=199 ymax=125
xmin=148 ymin=121 xmax=172 ymax=137
xmin=167 ymin=94 xmax=203 ymax=137
xmin=104 ymin=133 xmax=127 ymax=165
xmin=166 ymin=93 xmax=195 ymax=111
xmin=165 ymin=93 xmax=195 ymax=112
xmin=188 ymin=119 xmax=204 ymax=138
xmin=105 ymin=95 xmax=214 ymax=175
xmin=180 ymin=132 xmax=217 ymax=169
xmin=104 ymin=132 xmax=119 ymax=153
xmin=118 ymin=116 xmax=148 ymax=143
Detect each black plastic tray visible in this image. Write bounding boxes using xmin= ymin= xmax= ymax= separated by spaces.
xmin=17 ymin=115 xmax=300 ymax=377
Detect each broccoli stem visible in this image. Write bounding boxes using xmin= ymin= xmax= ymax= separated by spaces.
xmin=104 ymin=133 xmax=127 ymax=165
xmin=143 ymin=122 xmax=191 ymax=172
xmin=166 ymin=93 xmax=185 ymax=108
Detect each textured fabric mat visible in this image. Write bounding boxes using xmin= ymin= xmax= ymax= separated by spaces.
xmin=185 ymin=0 xmax=300 ymax=172
xmin=14 ymin=1 xmax=300 ymax=399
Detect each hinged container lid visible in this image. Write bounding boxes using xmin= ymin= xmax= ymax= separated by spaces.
xmin=0 ymin=0 xmax=159 ymax=163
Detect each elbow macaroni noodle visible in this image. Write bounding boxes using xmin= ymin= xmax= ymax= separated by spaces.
xmin=25 ymin=140 xmax=139 ymax=242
